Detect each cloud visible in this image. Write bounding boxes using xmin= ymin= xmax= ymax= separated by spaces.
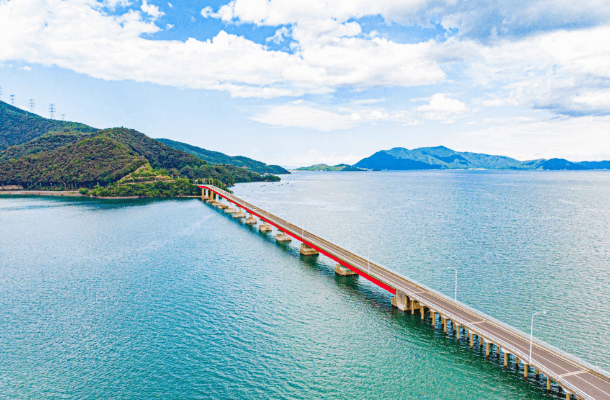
xmin=452 ymin=115 xmax=610 ymax=161
xmin=416 ymin=94 xmax=469 ymax=120
xmin=22 ymin=66 xmax=32 ymax=71
xmin=252 ymin=102 xmax=419 ymax=130
xmin=0 ymin=0 xmax=445 ymax=99
xmin=266 ymin=27 xmax=289 ymax=44
xmin=252 ymin=104 xmax=357 ymax=131
xmin=213 ymin=0 xmax=430 ymax=26
xmin=467 ymin=25 xmax=610 ymax=115
xmin=141 ymin=0 xmax=163 ymax=19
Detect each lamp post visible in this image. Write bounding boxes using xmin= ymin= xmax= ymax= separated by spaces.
xmin=446 ymin=267 xmax=457 ymax=301
xmin=529 ymin=311 xmax=547 ymax=364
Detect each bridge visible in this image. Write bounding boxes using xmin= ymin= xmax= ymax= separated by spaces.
xmin=198 ymin=184 xmax=610 ymax=400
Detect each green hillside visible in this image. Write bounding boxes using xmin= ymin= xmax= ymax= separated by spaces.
xmin=157 ymin=138 xmax=289 ymax=175
xmin=296 ymin=164 xmax=364 ymax=171
xmin=0 ymin=100 xmax=281 ymax=193
xmin=0 ymin=136 xmax=146 ymax=187
xmin=0 ymin=101 xmax=97 ymax=150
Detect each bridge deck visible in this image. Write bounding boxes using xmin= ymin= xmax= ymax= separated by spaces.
xmin=200 ymin=185 xmax=610 ymax=400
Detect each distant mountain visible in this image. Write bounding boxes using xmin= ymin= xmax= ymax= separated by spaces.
xmin=354 ymin=146 xmax=609 ymax=171
xmin=296 ymin=164 xmax=364 ymax=171
xmin=578 ymin=161 xmax=610 ymax=169
xmin=157 ymin=138 xmax=289 ymax=175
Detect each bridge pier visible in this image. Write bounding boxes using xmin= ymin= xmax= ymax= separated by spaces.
xmin=335 ymin=264 xmax=357 ymax=276
xmin=456 ymin=325 xmax=461 ymax=340
xmin=443 ymin=317 xmax=447 ymax=333
xmin=420 ymin=304 xmax=426 ymax=320
xmin=225 ymin=207 xmax=237 ymax=214
xmin=245 ymin=214 xmax=257 ymax=225
xmin=486 ymin=342 xmax=490 ymax=357
xmin=391 ymin=291 xmax=408 ymax=311
xmin=259 ymin=223 xmax=273 ymax=232
xmin=524 ymin=364 xmax=529 ymax=378
xmin=300 ymin=243 xmax=319 ymax=256
xmin=504 ymin=352 xmax=508 ymax=367
xmin=431 ymin=311 xmax=436 ymax=327
xmin=469 ymin=332 xmax=474 ymax=348
xmin=547 ymin=377 xmax=552 ymax=391
xmin=276 ymin=232 xmax=292 ymax=242
xmin=234 ymin=208 xmax=247 ymax=218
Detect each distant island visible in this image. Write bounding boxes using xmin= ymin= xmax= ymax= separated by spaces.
xmin=295 ymin=164 xmax=365 ymax=172
xmin=353 ymin=146 xmax=610 ymax=171
xmin=0 ymin=100 xmax=286 ymax=198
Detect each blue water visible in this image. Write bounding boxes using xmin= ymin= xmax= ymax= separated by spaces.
xmin=1 ymin=170 xmax=609 ymax=399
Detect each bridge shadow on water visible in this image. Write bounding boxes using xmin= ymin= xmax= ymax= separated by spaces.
xmin=205 ymin=201 xmax=562 ymax=400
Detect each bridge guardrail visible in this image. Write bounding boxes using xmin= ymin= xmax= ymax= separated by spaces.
xmin=200 ymin=184 xmax=609 ymax=399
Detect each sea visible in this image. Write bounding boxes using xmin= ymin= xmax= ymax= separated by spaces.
xmin=1 ymin=170 xmax=609 ymax=399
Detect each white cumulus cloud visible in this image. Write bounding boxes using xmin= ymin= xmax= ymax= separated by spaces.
xmin=416 ymin=94 xmax=469 ymax=120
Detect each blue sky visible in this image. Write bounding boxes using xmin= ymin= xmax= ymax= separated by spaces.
xmin=1 ymin=0 xmax=610 ymax=167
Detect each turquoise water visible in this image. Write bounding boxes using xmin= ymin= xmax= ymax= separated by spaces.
xmin=1 ymin=170 xmax=609 ymax=399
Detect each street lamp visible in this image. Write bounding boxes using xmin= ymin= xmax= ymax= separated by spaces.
xmin=529 ymin=310 xmax=547 ymax=364
xmin=446 ymin=267 xmax=457 ymax=301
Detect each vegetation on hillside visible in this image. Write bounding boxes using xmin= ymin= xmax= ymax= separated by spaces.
xmin=158 ymin=138 xmax=289 ymax=175
xmin=0 ymin=132 xmax=97 ymax=162
xmin=0 ymin=100 xmax=97 ymax=150
xmin=0 ymin=136 xmax=146 ymax=188
xmin=100 ymin=129 xmax=204 ymax=170
xmin=179 ymin=163 xmax=280 ymax=185
xmin=0 ymin=101 xmax=281 ymax=195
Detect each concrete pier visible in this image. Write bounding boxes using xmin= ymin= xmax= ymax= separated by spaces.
xmin=391 ymin=291 xmax=408 ymax=310
xmin=259 ymin=223 xmax=272 ymax=232
xmin=198 ymin=184 xmax=610 ymax=400
xmin=276 ymin=232 xmax=292 ymax=242
xmin=335 ymin=264 xmax=357 ymax=276
xmin=299 ymin=243 xmax=319 ymax=256
xmin=234 ymin=209 xmax=247 ymax=218
xmin=245 ymin=214 xmax=257 ymax=225
xmin=225 ymin=207 xmax=237 ymax=214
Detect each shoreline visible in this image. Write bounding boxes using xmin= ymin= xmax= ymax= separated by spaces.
xmin=0 ymin=191 xmax=201 ymax=200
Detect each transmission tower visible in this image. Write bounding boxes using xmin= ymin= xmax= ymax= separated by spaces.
xmin=10 ymin=95 xmax=15 ymax=106
xmin=49 ymin=103 xmax=56 ymax=119
xmin=61 ymin=114 xmax=66 ymax=121
xmin=0 ymin=86 xmax=3 ymax=100
xmin=29 ymin=99 xmax=35 ymax=113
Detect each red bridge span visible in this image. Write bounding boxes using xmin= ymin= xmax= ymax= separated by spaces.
xmin=198 ymin=184 xmax=610 ymax=400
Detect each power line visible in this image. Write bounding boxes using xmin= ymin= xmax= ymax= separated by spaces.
xmin=49 ymin=103 xmax=56 ymax=119
xmin=29 ymin=99 xmax=35 ymax=113
xmin=10 ymin=95 xmax=15 ymax=106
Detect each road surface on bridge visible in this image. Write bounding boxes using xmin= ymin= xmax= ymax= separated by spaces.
xmin=199 ymin=184 xmax=610 ymax=400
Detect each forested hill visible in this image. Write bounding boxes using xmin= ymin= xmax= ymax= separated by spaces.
xmin=0 ymin=101 xmax=280 ymax=192
xmin=354 ymin=146 xmax=609 ymax=170
xmin=0 ymin=101 xmax=97 ymax=151
xmin=157 ymin=138 xmax=289 ymax=175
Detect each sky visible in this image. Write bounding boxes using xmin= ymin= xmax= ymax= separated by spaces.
xmin=1 ymin=0 xmax=610 ymax=167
